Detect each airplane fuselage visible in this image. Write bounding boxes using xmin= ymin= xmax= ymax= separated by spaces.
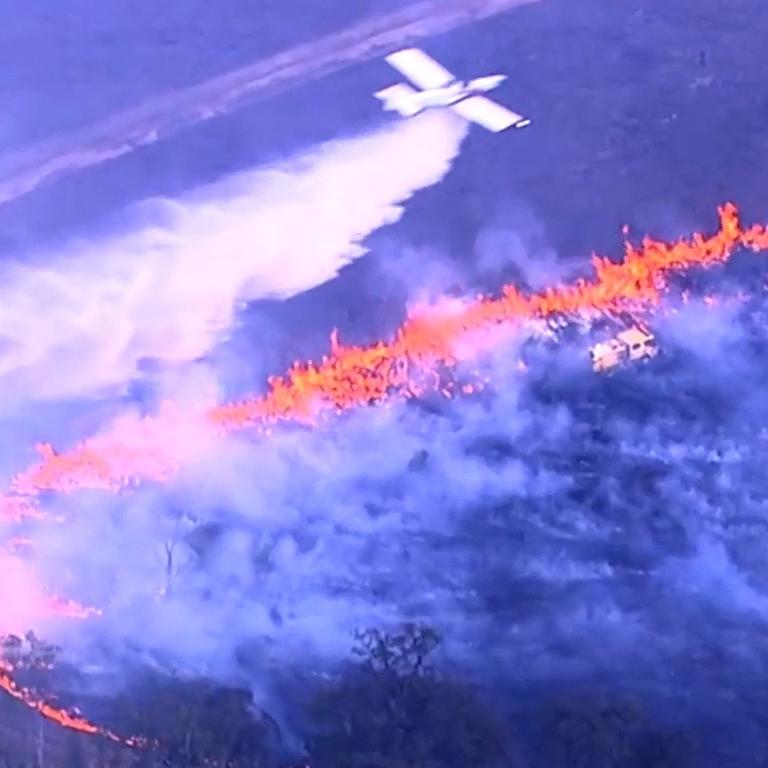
xmin=375 ymin=48 xmax=528 ymax=132
xmin=412 ymin=74 xmax=506 ymax=108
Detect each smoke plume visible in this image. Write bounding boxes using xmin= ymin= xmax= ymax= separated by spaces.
xmin=4 ymin=203 xmax=768 ymax=765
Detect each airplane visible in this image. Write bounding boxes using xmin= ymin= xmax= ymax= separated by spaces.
xmin=374 ymin=48 xmax=531 ymax=133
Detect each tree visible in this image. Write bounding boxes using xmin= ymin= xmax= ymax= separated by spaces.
xmin=536 ymin=691 xmax=644 ymax=768
xmin=0 ymin=632 xmax=60 ymax=689
xmin=112 ymin=671 xmax=281 ymax=768
xmin=626 ymin=727 xmax=694 ymax=768
xmin=352 ymin=624 xmax=440 ymax=677
xmin=153 ymin=510 xmax=197 ymax=598
xmin=0 ymin=631 xmax=59 ymax=767
xmin=307 ymin=623 xmax=509 ymax=768
xmin=534 ymin=690 xmax=695 ymax=768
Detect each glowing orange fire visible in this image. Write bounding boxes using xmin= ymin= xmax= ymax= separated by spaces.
xmin=1 ymin=202 xmax=767 ymax=513
xmin=46 ymin=596 xmax=103 ymax=620
xmin=0 ymin=202 xmax=767 ymax=743
xmin=0 ymin=657 xmax=138 ymax=744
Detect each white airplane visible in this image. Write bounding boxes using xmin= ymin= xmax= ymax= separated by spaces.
xmin=374 ymin=48 xmax=531 ymax=133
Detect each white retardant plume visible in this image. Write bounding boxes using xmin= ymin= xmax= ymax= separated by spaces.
xmin=0 ymin=110 xmax=468 ymax=405
xmin=0 ymin=0 xmax=538 ymax=204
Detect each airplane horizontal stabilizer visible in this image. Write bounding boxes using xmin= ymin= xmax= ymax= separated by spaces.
xmin=373 ymin=83 xmax=422 ymax=117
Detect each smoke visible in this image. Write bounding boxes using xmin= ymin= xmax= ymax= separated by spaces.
xmin=0 ymin=110 xmax=467 ymax=406
xmin=472 ymin=201 xmax=571 ymax=290
xmin=6 ymin=202 xmax=768 ymax=766
xmin=18 ymin=272 xmax=734 ymax=683
xmin=0 ymin=0 xmax=539 ymax=204
xmin=0 ymin=554 xmax=58 ymax=636
xmin=369 ymin=199 xmax=568 ymax=309
xmin=27 ymin=290 xmax=757 ymax=698
xmin=30 ymin=333 xmax=547 ymax=675
xmin=660 ymin=298 xmax=744 ymax=364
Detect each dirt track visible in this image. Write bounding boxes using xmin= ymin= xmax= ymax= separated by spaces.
xmin=0 ymin=0 xmax=537 ymax=207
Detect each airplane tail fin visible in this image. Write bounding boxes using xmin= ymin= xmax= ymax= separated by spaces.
xmin=374 ymin=84 xmax=422 ymax=117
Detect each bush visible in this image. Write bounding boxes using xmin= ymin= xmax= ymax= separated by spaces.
xmin=306 ymin=624 xmax=509 ymax=768
xmin=112 ymin=672 xmax=282 ymax=768
xmin=534 ymin=690 xmax=695 ymax=768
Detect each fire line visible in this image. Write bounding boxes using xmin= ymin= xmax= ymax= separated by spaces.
xmin=0 ymin=201 xmax=767 ymax=742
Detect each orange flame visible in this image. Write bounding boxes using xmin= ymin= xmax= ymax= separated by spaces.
xmin=1 ymin=202 xmax=767 ymax=508
xmin=46 ymin=596 xmax=103 ymax=620
xmin=0 ymin=201 xmax=766 ymax=745
xmin=170 ymin=202 xmax=768 ymax=428
xmin=0 ymin=658 xmax=138 ymax=744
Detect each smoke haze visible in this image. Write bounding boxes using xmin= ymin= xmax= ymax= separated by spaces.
xmin=18 ymin=226 xmax=768 ymax=722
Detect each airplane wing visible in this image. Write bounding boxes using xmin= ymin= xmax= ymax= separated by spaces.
xmin=450 ymin=96 xmax=528 ymax=133
xmin=384 ymin=48 xmax=455 ymax=90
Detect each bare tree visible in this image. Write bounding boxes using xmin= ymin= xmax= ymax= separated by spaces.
xmin=154 ymin=512 xmax=196 ymax=597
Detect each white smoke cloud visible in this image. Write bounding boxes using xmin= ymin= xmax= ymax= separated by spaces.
xmin=9 ymin=196 xmax=768 ymax=766
xmin=32 ymin=383 xmax=538 ymax=674
xmin=0 ymin=110 xmax=468 ymax=407
xmin=472 ymin=200 xmax=569 ymax=290
xmin=658 ymin=298 xmax=744 ymax=364
xmin=21 ymin=322 xmax=563 ymax=678
xmin=0 ymin=553 xmax=59 ymax=637
xmin=370 ymin=198 xmax=571 ymax=312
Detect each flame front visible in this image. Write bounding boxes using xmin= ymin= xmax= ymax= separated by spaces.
xmin=0 ymin=657 xmax=137 ymax=744
xmin=2 ymin=203 xmax=767 ymax=511
xmin=0 ymin=202 xmax=767 ymax=744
